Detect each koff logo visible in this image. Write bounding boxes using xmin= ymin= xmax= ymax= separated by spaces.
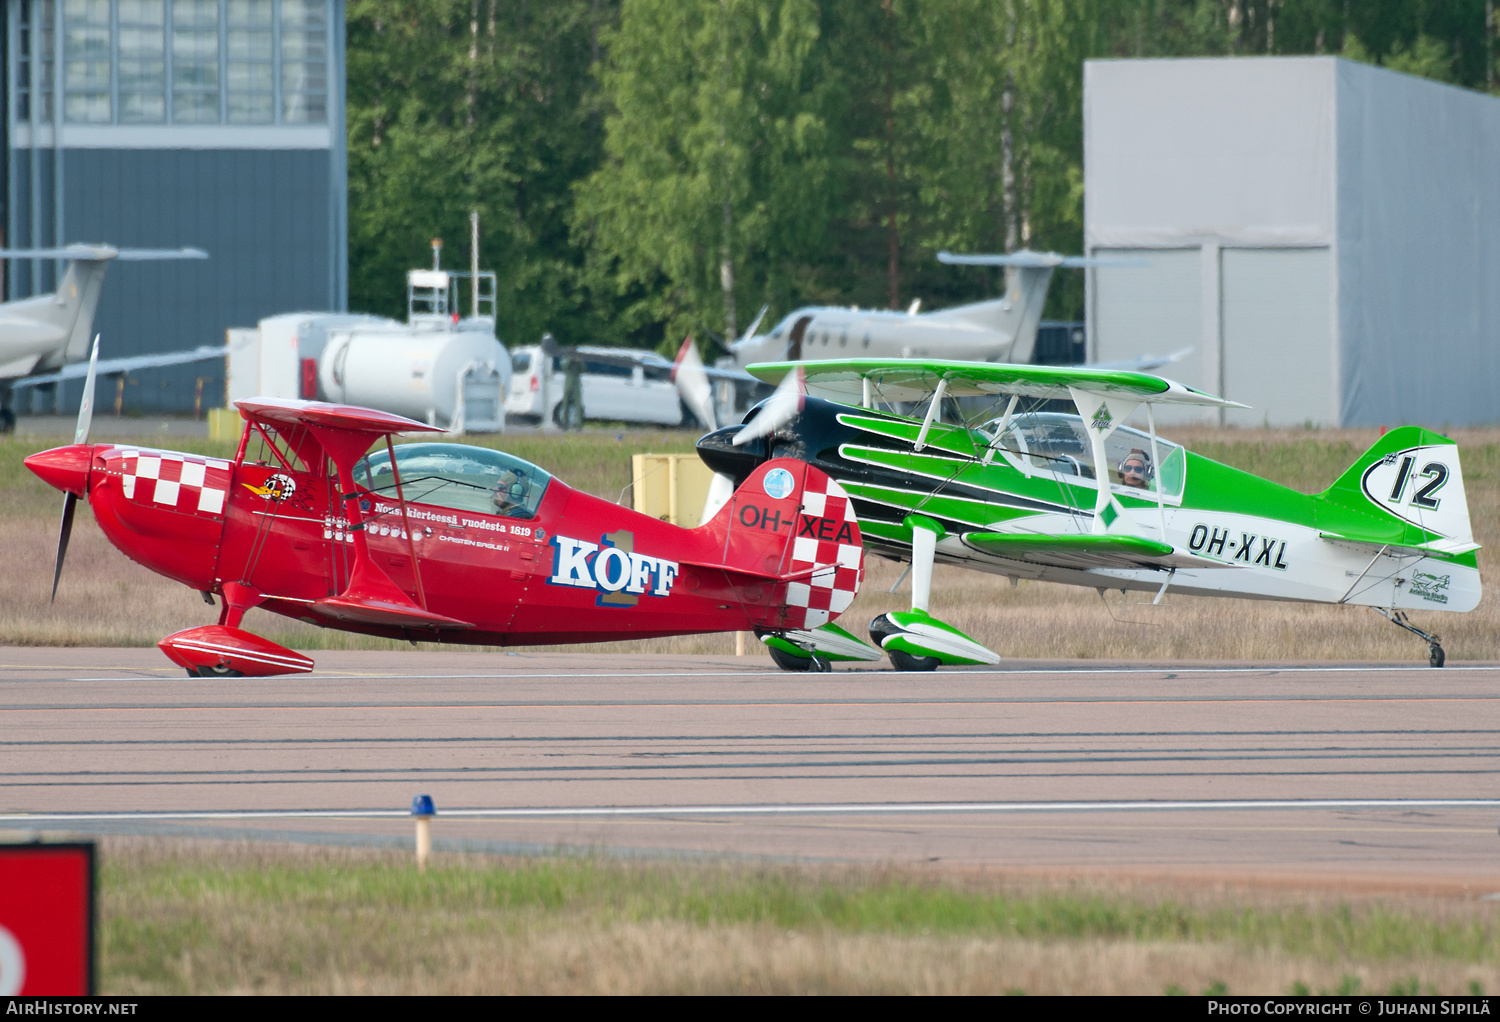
xmin=548 ymin=530 xmax=680 ymax=607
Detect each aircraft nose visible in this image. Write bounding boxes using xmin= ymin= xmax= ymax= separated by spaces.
xmin=25 ymin=444 xmax=94 ymax=497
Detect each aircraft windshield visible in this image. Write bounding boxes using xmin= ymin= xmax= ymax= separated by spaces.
xmin=355 ymin=443 xmax=552 ymax=519
xmin=982 ymin=412 xmax=1185 ymax=498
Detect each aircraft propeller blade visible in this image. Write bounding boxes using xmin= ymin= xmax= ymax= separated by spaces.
xmin=671 ymin=335 xmax=717 ymax=431
xmin=74 ymin=334 xmax=100 ymax=445
xmin=51 ymin=334 xmax=100 ymax=601
xmin=51 ymin=493 xmax=76 ymax=604
xmin=733 ymin=364 xmax=805 ymax=446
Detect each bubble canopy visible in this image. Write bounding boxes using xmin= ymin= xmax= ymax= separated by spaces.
xmin=355 ymin=443 xmax=552 ymax=518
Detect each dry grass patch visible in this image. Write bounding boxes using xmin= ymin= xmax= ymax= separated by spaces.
xmin=4 ymin=426 xmax=1497 ymax=661
xmin=98 ymin=839 xmax=1500 ymax=995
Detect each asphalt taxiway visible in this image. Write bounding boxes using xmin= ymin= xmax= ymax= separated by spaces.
xmin=3 ymin=648 xmax=1498 ymax=886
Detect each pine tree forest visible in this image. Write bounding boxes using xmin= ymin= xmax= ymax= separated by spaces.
xmin=346 ymin=0 xmax=1500 ymax=354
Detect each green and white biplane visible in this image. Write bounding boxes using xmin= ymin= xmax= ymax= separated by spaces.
xmin=694 ymin=359 xmax=1479 ymax=670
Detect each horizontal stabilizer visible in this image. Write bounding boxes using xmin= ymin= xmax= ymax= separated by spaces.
xmin=962 ymin=531 xmax=1237 ymax=571
xmin=14 ymin=345 xmax=227 ymax=389
xmin=1318 ymin=532 xmax=1481 ymax=558
xmin=938 ymin=249 xmax=1147 ymax=269
xmin=0 ymin=245 xmax=207 ymax=261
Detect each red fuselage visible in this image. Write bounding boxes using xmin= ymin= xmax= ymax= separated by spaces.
xmin=37 ymin=440 xmax=843 ymax=644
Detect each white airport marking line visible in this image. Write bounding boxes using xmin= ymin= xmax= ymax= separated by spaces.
xmin=35 ymin=664 xmax=1500 ymax=683
xmin=4 ymin=799 xmax=1500 ymax=824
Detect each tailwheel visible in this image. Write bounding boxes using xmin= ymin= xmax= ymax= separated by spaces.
xmin=1372 ymin=607 xmax=1445 ymax=668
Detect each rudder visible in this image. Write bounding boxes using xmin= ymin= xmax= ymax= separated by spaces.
xmin=1318 ymin=426 xmax=1475 ymax=550
xmin=693 ymin=458 xmax=864 ymax=629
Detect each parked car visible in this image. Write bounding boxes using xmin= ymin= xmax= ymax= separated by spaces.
xmin=507 ymin=345 xmax=690 ymax=427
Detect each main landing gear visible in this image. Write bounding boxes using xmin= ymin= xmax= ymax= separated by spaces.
xmin=1372 ymin=607 xmax=1445 ymax=667
xmin=760 ymin=623 xmax=881 ymax=672
xmin=767 ymin=644 xmax=833 ymax=672
xmin=866 ymin=515 xmax=1000 ymax=672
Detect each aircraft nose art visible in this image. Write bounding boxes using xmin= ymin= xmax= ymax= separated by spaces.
xmin=25 ymin=444 xmax=92 ymax=496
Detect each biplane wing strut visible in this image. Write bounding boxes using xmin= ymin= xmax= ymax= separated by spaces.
xmin=744 ymin=358 xmax=1249 ymax=669
xmin=235 ymin=399 xmax=475 ymax=631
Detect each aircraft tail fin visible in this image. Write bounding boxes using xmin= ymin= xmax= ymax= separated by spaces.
xmin=689 ymin=458 xmax=864 ymax=630
xmin=928 ymin=265 xmax=1054 ymax=362
xmin=1315 ymin=426 xmax=1476 ymax=552
xmin=54 ymin=257 xmax=112 ymax=363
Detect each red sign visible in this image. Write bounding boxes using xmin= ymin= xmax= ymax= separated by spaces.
xmin=0 ymin=844 xmax=94 ymax=995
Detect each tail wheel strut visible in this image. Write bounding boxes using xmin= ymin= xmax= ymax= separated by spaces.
xmin=1372 ymin=607 xmax=1444 ymax=667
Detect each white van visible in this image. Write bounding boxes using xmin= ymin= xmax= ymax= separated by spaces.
xmin=506 ymin=345 xmax=687 ymax=427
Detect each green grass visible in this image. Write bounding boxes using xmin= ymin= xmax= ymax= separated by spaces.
xmin=98 ymin=845 xmax=1500 ymax=994
xmin=108 ymin=856 xmax=1500 ymax=958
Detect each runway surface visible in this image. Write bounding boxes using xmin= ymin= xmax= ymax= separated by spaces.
xmin=4 ymin=647 xmax=1499 ymax=887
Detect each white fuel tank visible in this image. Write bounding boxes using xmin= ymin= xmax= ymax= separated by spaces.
xmin=318 ymin=321 xmax=509 ymax=432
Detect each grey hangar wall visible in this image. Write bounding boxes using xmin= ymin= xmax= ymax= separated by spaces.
xmin=1084 ymin=56 xmax=1500 ymax=429
xmin=4 ymin=0 xmax=347 ymax=414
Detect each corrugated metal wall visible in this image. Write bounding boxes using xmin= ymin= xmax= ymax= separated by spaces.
xmin=12 ymin=149 xmax=334 ymax=413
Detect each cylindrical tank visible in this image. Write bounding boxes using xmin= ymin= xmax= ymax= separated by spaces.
xmin=318 ymin=323 xmax=510 ymax=428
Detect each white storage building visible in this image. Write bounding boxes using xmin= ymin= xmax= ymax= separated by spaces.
xmin=1084 ymin=56 xmax=1500 ymax=427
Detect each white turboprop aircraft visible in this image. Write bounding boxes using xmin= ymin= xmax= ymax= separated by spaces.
xmin=725 ymin=250 xmax=1138 ymax=367
xmin=0 ymin=244 xmax=215 ymax=431
xmin=675 ymin=250 xmax=1171 ymax=430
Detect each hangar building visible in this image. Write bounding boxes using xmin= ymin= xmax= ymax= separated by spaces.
xmin=1084 ymin=56 xmax=1500 ymax=427
xmin=5 ymin=0 xmax=347 ymax=413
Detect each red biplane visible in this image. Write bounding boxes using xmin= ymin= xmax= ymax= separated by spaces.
xmin=26 ymin=396 xmax=864 ymax=676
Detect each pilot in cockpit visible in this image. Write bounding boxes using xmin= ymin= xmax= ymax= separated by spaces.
xmin=1118 ymin=449 xmax=1153 ymax=490
xmin=492 ymin=468 xmax=526 ymax=515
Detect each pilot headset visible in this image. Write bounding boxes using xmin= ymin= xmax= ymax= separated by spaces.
xmin=1118 ymin=449 xmax=1152 ymax=479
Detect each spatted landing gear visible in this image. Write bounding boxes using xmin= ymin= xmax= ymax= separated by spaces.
xmin=887 ymin=648 xmax=941 ymax=673
xmin=190 ymin=663 xmax=245 ymax=678
xmin=868 ymin=516 xmax=1001 ymax=671
xmin=760 ymin=624 xmax=879 ymax=671
xmin=766 ymin=644 xmax=831 ymax=672
xmin=1373 ymin=607 xmax=1445 ymax=668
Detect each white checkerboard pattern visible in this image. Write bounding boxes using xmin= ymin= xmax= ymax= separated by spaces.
xmin=112 ymin=448 xmax=233 ymax=517
xmin=783 ymin=472 xmax=863 ymax=629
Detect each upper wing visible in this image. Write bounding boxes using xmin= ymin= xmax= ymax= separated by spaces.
xmin=236 ymin=397 xmax=447 ymax=436
xmin=746 ymin=357 xmax=1245 ymax=408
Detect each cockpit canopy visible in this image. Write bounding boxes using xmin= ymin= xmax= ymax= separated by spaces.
xmin=981 ymin=411 xmax=1186 ymax=498
xmin=356 ymin=443 xmax=552 ymax=518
